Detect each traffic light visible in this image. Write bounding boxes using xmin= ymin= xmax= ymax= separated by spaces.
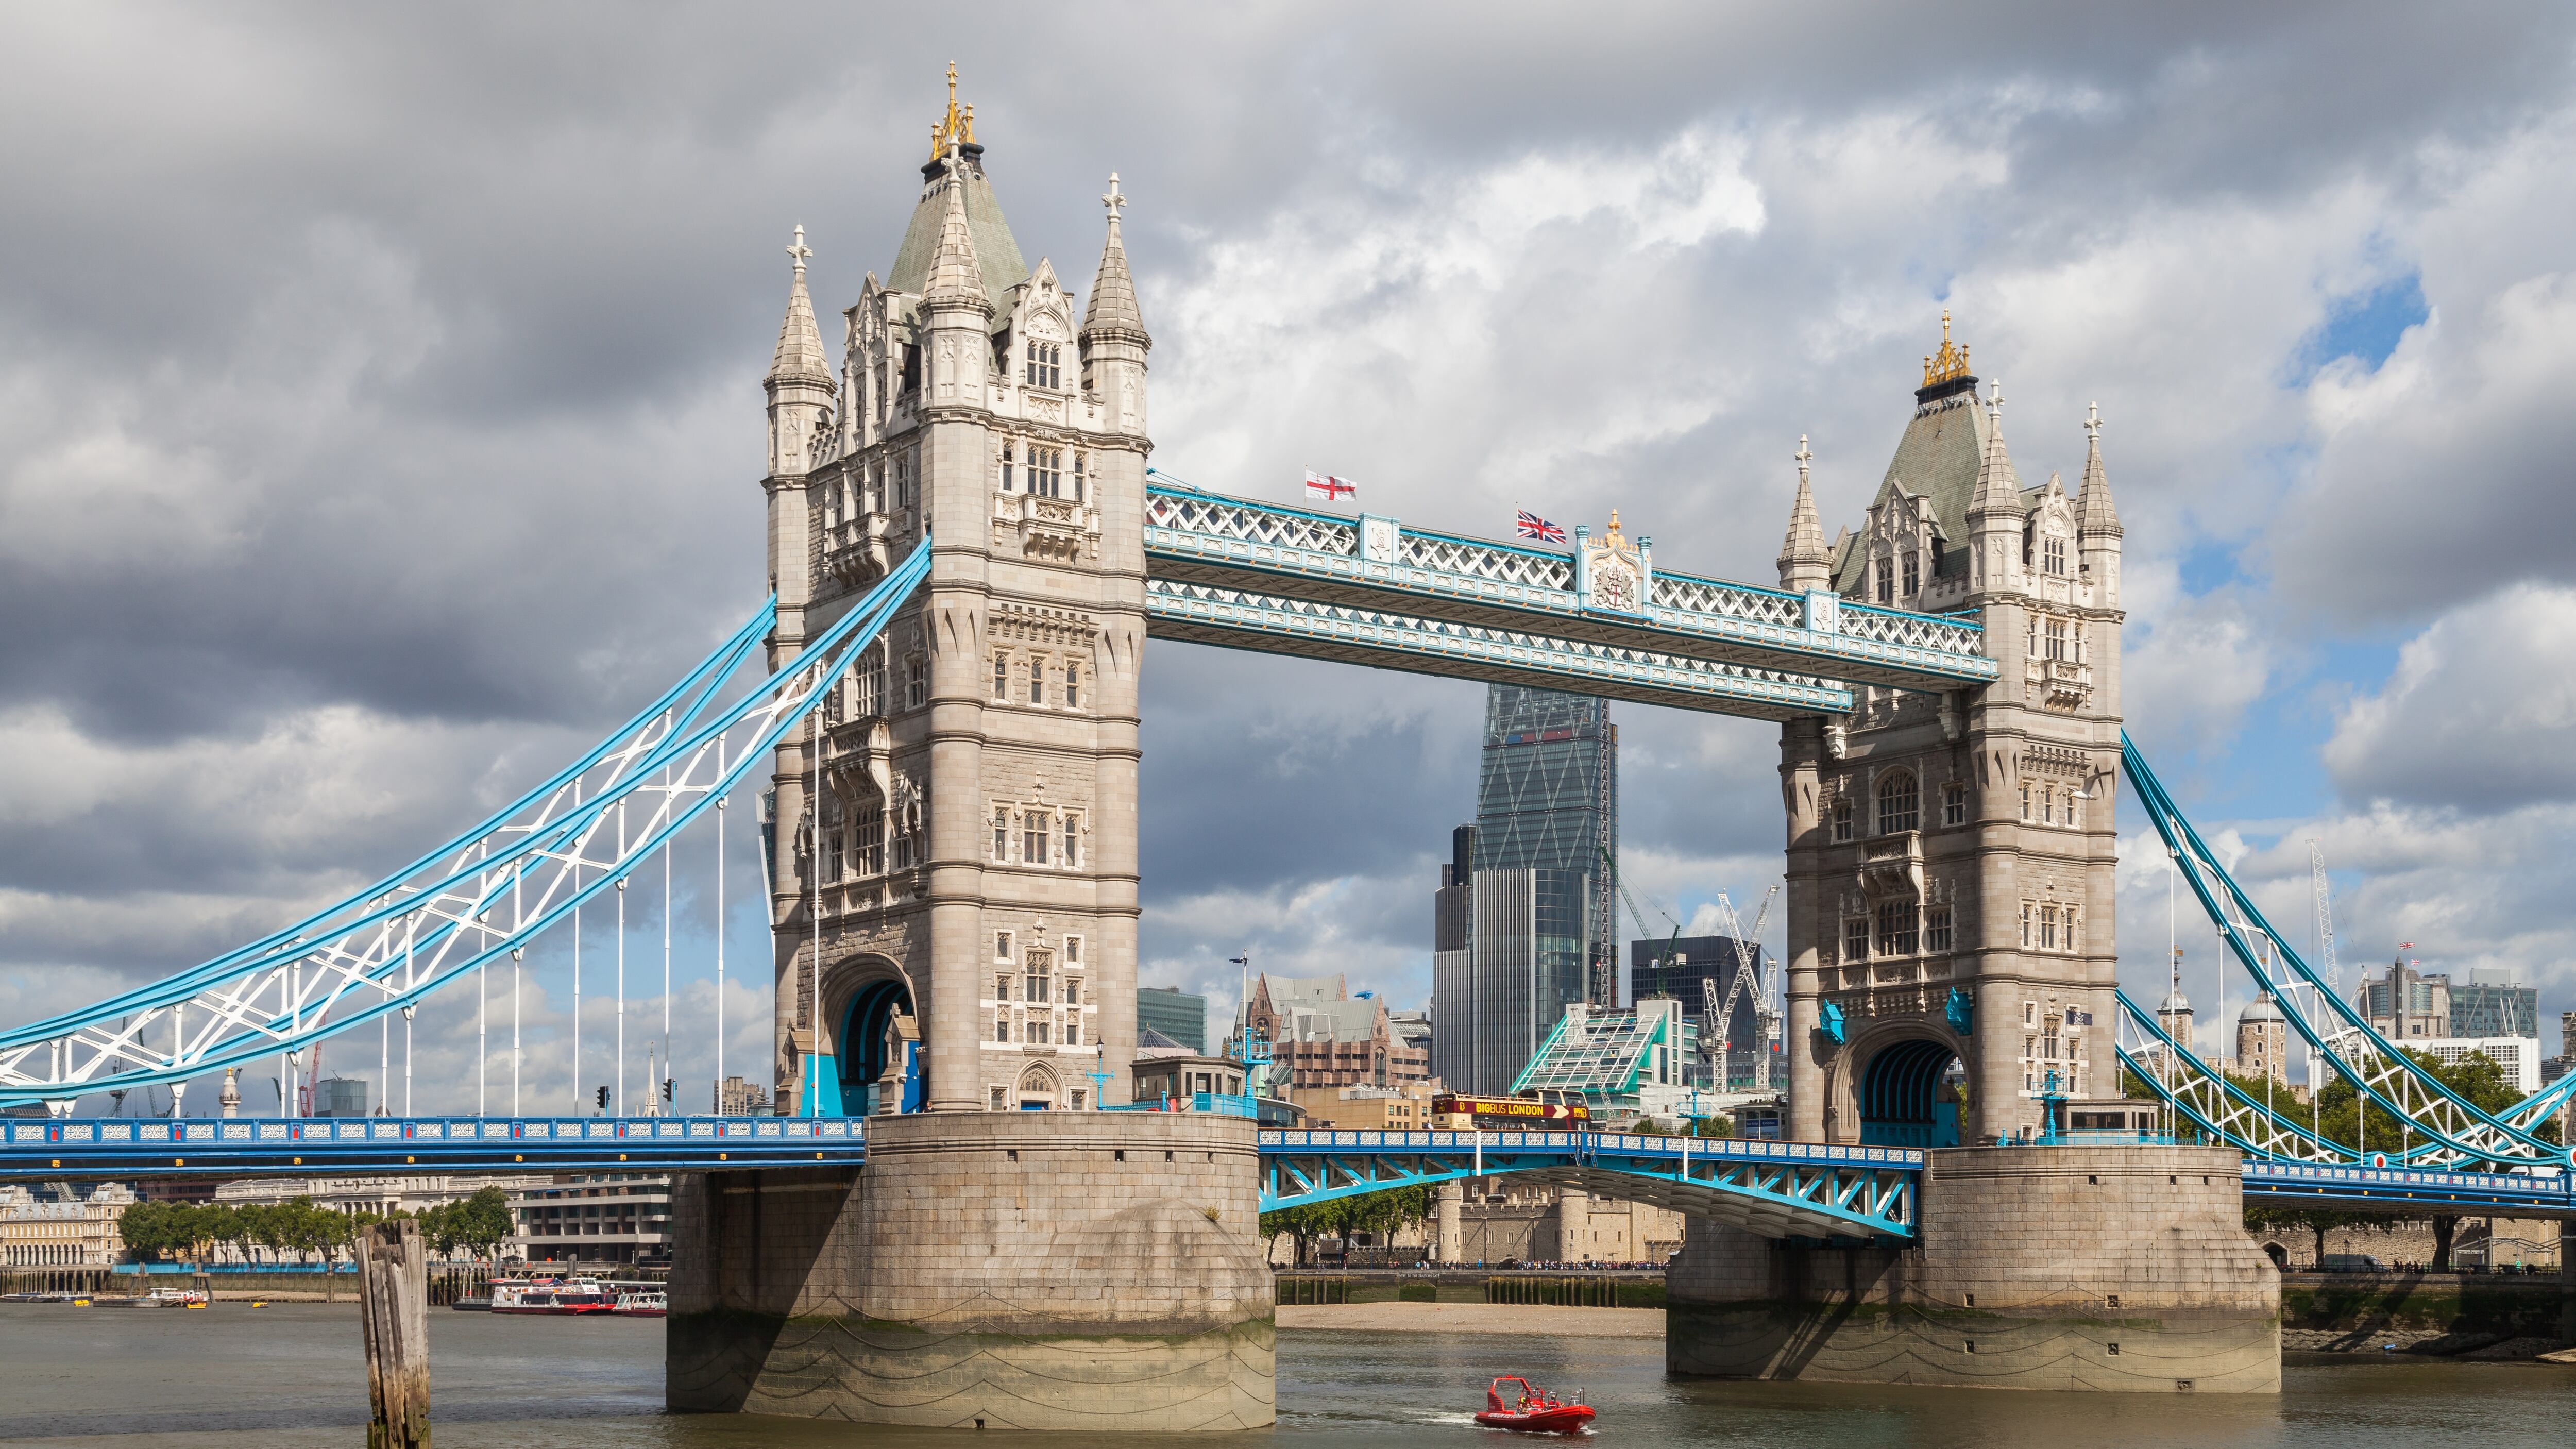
xmin=661 ymin=1078 xmax=675 ymax=1102
xmin=595 ymin=1085 xmax=610 ymax=1110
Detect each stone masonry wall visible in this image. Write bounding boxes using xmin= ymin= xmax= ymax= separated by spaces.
xmin=1668 ymin=1145 xmax=2280 ymax=1392
xmin=669 ymin=1111 xmax=1273 ymax=1430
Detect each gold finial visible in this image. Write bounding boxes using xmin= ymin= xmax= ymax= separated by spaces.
xmin=928 ymin=61 xmax=978 ymax=161
xmin=1922 ymin=308 xmax=1972 ymax=387
xmin=1605 ymin=509 xmax=1625 ymax=548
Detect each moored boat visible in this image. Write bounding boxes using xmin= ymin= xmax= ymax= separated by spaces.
xmin=488 ymin=1276 xmax=615 ymax=1315
xmin=610 ymin=1287 xmax=667 ymax=1318
xmin=1474 ymin=1376 xmax=1594 ymax=1434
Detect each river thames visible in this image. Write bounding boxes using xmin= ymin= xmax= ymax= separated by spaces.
xmin=2 ymin=1303 xmax=2569 ymax=1445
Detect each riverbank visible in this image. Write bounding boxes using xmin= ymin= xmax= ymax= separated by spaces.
xmin=1276 ymin=1302 xmax=1666 ymax=1337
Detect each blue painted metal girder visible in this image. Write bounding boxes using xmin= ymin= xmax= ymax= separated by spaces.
xmin=1145 ymin=580 xmax=1854 ymax=722
xmin=1143 ymin=484 xmax=1994 ymax=693
xmin=0 ymin=1115 xmax=865 ymax=1180
xmin=1257 ymin=1129 xmax=1919 ymax=1241
xmin=2243 ymin=1160 xmax=2575 ymax=1220
xmin=0 ymin=545 xmax=934 ymax=1107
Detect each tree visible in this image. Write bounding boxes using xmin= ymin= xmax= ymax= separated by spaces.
xmin=117 ymin=1200 xmax=173 ymax=1262
xmin=1689 ymin=1113 xmax=1736 ymax=1139
xmin=446 ymin=1187 xmax=516 ymax=1261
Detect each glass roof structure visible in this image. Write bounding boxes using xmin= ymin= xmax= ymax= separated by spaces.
xmin=1511 ymin=999 xmax=1696 ymax=1101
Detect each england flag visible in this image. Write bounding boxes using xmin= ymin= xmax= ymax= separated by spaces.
xmin=1515 ymin=509 xmax=1567 ymax=544
xmin=1304 ymin=470 xmax=1358 ymax=502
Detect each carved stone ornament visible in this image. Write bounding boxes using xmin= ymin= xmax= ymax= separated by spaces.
xmin=1579 ymin=511 xmax=1650 ymax=614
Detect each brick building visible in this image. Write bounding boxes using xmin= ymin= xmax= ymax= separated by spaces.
xmin=1236 ymin=973 xmax=1429 ymax=1090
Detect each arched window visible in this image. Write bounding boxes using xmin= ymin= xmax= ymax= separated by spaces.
xmin=1831 ymin=795 xmax=1853 ymax=843
xmin=1876 ymin=770 xmax=1920 ymax=834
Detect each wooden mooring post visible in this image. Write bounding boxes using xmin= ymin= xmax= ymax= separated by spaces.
xmin=356 ymin=1218 xmax=431 ymax=1449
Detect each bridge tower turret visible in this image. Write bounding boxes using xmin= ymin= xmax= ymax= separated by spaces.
xmin=751 ymin=81 xmax=1155 ymax=1121
xmin=1781 ymin=323 xmax=2126 ymax=1147
xmin=686 ymin=73 xmax=1267 ymax=1432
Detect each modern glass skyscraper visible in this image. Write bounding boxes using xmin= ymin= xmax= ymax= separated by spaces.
xmin=1477 ymin=686 xmax=1617 ymax=1006
xmin=1432 ymin=686 xmax=1617 ymax=1096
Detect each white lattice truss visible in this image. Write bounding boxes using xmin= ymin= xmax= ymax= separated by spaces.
xmin=2129 ymin=737 xmax=2576 ymax=1168
xmin=1143 ymin=485 xmax=1996 ymax=689
xmin=0 ymin=548 xmax=935 ymax=1108
xmin=1143 ymin=579 xmax=1853 ymax=719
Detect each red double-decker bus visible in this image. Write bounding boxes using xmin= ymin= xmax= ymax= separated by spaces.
xmin=1432 ymin=1094 xmax=1589 ymax=1128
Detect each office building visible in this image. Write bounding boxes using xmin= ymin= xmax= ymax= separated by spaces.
xmin=1137 ymin=985 xmax=1208 ymax=1055
xmin=0 ymin=1182 xmax=134 ymax=1268
xmin=716 ymin=1075 xmax=771 ymax=1116
xmin=2419 ymin=1037 xmax=2544 ymax=1096
xmin=1630 ymin=935 xmax=1765 ymax=1086
xmin=510 ymin=1172 xmax=675 ymax=1266
xmin=2449 ymin=966 xmax=2539 ymax=1040
xmin=2354 ymin=958 xmax=2450 ymax=1039
xmin=1431 ymin=825 xmax=1476 ymax=1090
xmin=313 ymin=1077 xmax=368 ymax=1118
xmin=1290 ymin=1079 xmax=1441 ymax=1131
xmin=1432 ymin=687 xmax=1618 ymax=1096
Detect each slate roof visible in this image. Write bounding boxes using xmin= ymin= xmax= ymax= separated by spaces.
xmin=1833 ymin=375 xmax=2023 ymax=595
xmin=888 ymin=149 xmax=1030 ymax=302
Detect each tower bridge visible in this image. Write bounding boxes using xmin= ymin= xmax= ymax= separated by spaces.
xmin=7 ymin=70 xmax=2575 ymax=1423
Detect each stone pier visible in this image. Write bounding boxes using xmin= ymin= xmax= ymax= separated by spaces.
xmin=1668 ymin=1146 xmax=2280 ymax=1392
xmin=668 ymin=1111 xmax=1275 ymax=1429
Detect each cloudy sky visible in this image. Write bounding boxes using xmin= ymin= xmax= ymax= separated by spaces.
xmin=4 ymin=3 xmax=2573 ymax=1113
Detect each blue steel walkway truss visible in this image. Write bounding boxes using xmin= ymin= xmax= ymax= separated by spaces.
xmin=1141 ymin=481 xmax=1996 ymax=720
xmin=1258 ymin=1129 xmax=1922 ymax=1242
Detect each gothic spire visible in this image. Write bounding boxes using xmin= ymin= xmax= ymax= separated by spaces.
xmin=920 ymin=151 xmax=989 ymax=313
xmin=766 ymin=224 xmax=834 ymax=391
xmin=1966 ymin=378 xmax=2020 ymax=520
xmin=1776 ymin=433 xmax=1830 ymax=590
xmin=2076 ymin=401 xmax=2122 ymax=536
xmin=1081 ymin=172 xmax=1149 ymax=343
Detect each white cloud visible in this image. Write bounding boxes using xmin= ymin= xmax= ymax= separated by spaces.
xmin=2325 ymin=582 xmax=2576 ymax=809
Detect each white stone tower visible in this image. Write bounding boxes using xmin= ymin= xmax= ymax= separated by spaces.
xmin=1778 ymin=320 xmax=2126 ymax=1144
xmin=758 ymin=71 xmax=1150 ymax=1115
xmin=2236 ymin=993 xmax=2287 ymax=1087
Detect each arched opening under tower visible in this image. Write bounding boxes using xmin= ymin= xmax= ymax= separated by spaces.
xmin=1857 ymin=1038 xmax=1962 ymax=1148
xmin=837 ymin=978 xmax=918 ymax=1117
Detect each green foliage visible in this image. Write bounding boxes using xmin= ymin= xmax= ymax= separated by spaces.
xmin=1259 ymin=1183 xmax=1438 ymax=1265
xmin=417 ymin=1186 xmax=514 ymax=1259
xmin=1688 ymin=1113 xmax=1736 ymax=1138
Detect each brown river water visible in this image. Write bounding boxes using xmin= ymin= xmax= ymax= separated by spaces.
xmin=2 ymin=1302 xmax=2569 ymax=1446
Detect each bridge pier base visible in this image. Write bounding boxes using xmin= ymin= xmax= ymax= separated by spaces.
xmin=666 ymin=1111 xmax=1274 ymax=1430
xmin=1667 ymin=1146 xmax=2279 ymax=1392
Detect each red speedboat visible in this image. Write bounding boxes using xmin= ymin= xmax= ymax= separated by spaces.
xmin=1475 ymin=1377 xmax=1595 ymax=1434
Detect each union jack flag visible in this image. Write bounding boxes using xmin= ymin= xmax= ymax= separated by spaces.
xmin=1303 ymin=470 xmax=1358 ymax=502
xmin=1515 ymin=509 xmax=1567 ymax=544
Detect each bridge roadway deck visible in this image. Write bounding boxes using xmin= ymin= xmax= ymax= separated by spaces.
xmin=6 ymin=1117 xmax=2566 ymax=1224
xmin=0 ymin=1114 xmax=861 ymax=1176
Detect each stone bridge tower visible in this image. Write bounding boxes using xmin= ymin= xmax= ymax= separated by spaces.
xmin=1776 ymin=321 xmax=2126 ymax=1146
xmin=759 ymin=79 xmax=1149 ymax=1118
xmin=680 ymin=74 xmax=1271 ymax=1431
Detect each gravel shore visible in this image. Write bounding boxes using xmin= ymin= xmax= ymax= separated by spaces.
xmin=1276 ymin=1302 xmax=1666 ymax=1337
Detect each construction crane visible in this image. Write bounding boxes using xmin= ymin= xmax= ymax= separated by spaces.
xmin=2307 ymin=840 xmax=2341 ymax=996
xmin=2306 ymin=839 xmax=2346 ymax=1090
xmin=1709 ymin=885 xmax=1781 ymax=1091
xmin=1599 ymin=845 xmax=1682 ymax=993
